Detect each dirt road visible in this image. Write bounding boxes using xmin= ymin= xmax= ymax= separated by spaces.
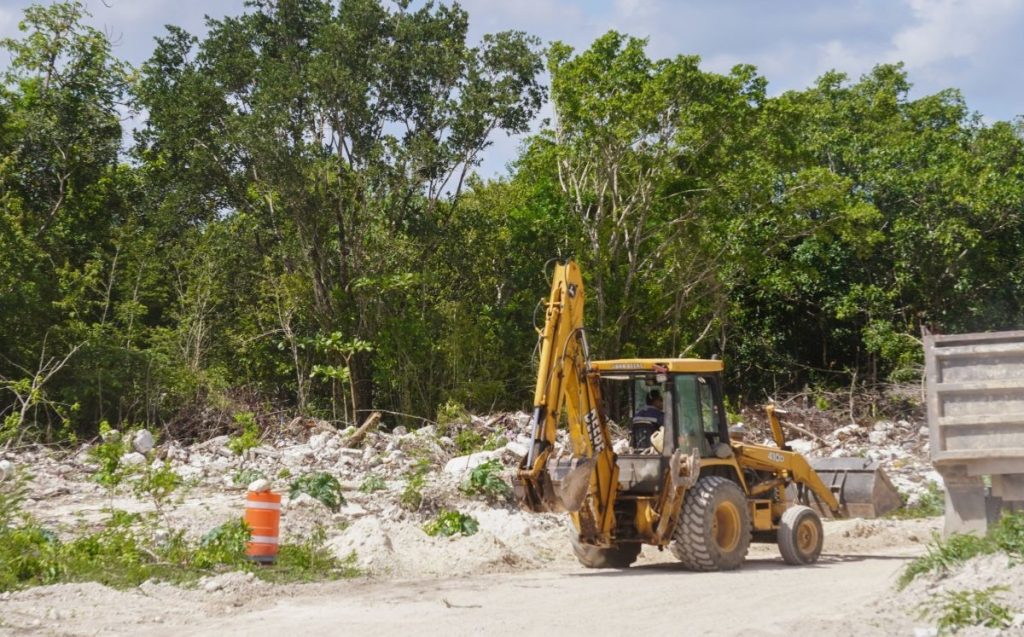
xmin=143 ymin=548 xmax=918 ymax=637
xmin=1 ymin=518 xmax=944 ymax=637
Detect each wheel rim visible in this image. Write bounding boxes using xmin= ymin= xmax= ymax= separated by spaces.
xmin=712 ymin=501 xmax=741 ymax=553
xmin=796 ymin=518 xmax=819 ymax=555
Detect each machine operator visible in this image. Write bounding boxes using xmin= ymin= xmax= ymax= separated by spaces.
xmin=631 ymin=389 xmax=664 ymax=450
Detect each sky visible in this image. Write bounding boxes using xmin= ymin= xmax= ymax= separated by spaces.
xmin=2 ymin=0 xmax=1022 ymax=176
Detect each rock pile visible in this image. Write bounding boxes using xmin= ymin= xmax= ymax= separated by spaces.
xmin=1 ymin=403 xmax=942 ymax=579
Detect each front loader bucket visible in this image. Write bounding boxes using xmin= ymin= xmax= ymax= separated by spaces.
xmin=513 ymin=457 xmax=592 ymax=513
xmin=793 ymin=457 xmax=903 ymax=518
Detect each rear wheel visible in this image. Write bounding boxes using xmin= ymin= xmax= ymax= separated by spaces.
xmin=568 ymin=523 xmax=641 ymax=568
xmin=777 ymin=505 xmax=823 ymax=565
xmin=671 ymin=476 xmax=751 ymax=571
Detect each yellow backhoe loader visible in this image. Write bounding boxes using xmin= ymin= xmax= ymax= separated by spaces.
xmin=512 ymin=260 xmax=901 ymax=569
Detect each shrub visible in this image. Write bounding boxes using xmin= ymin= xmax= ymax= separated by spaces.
xmin=89 ymin=423 xmax=133 ymax=489
xmin=227 ymin=412 xmax=261 ymax=455
xmin=400 ymin=471 xmax=425 ymax=511
xmin=193 ymin=518 xmax=252 ymax=570
xmin=133 ymin=462 xmax=182 ymax=514
xmin=461 ymin=460 xmax=511 ymax=501
xmin=423 ymin=510 xmax=479 ymax=537
xmin=991 ymin=510 xmax=1024 ymax=557
xmin=289 ymin=472 xmax=346 ymax=512
xmin=399 ymin=461 xmax=431 ymax=511
xmin=454 ymin=429 xmax=484 ymax=454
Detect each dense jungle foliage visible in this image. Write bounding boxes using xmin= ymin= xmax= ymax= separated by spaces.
xmin=2 ymin=1 xmax=1023 ymax=440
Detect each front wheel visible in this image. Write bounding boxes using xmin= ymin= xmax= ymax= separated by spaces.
xmin=670 ymin=476 xmax=752 ymax=571
xmin=777 ymin=505 xmax=823 ymax=565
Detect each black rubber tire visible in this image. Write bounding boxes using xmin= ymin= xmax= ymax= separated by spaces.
xmin=777 ymin=505 xmax=823 ymax=565
xmin=670 ymin=476 xmax=752 ymax=571
xmin=568 ymin=523 xmax=641 ymax=568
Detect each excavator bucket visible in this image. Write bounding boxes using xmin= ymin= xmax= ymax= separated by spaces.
xmin=794 ymin=457 xmax=903 ymax=518
xmin=546 ymin=457 xmax=593 ymax=512
xmin=512 ymin=456 xmax=592 ymax=514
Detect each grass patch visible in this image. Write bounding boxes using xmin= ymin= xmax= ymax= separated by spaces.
xmin=919 ymin=586 xmax=1015 ymax=634
xmin=899 ymin=511 xmax=1024 ymax=589
xmin=0 ymin=472 xmax=359 ymax=592
xmin=256 ymin=526 xmax=360 ymax=583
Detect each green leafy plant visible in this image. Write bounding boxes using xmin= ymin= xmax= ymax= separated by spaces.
xmin=133 ymin=462 xmax=182 ymax=515
xmin=919 ymin=586 xmax=1014 ymax=634
xmin=227 ymin=412 xmax=261 ymax=455
xmin=399 ymin=461 xmax=431 ymax=511
xmin=289 ymin=472 xmax=345 ymax=512
xmin=461 ymin=459 xmax=511 ymax=501
xmin=454 ymin=429 xmax=484 ymax=454
xmin=359 ymin=474 xmax=387 ymax=493
xmin=277 ymin=468 xmax=292 ymax=479
xmin=991 ymin=510 xmax=1024 ymax=557
xmin=89 ymin=423 xmax=133 ymax=490
xmin=423 ymin=510 xmax=479 ymax=537
xmin=194 ymin=519 xmax=252 ymax=570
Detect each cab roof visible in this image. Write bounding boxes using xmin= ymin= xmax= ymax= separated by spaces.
xmin=589 ymin=358 xmax=724 ymax=374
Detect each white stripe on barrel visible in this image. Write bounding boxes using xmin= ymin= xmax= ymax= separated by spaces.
xmin=245 ymin=501 xmax=282 ymax=511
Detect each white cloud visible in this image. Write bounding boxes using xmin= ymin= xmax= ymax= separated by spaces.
xmin=891 ymin=0 xmax=1021 ymax=69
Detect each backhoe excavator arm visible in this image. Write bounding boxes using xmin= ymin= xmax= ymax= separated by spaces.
xmin=513 ymin=261 xmax=619 ymax=544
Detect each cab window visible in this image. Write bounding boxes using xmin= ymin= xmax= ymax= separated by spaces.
xmin=673 ymin=375 xmax=704 ymax=455
xmin=698 ymin=377 xmax=719 ymax=436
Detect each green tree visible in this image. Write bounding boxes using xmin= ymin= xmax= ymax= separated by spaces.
xmin=0 ymin=1 xmax=138 ymax=437
xmin=134 ymin=0 xmax=544 ymax=422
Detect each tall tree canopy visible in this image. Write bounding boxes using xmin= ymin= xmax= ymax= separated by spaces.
xmin=2 ymin=1 xmax=1023 ymax=441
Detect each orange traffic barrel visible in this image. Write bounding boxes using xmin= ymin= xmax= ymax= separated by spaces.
xmin=245 ymin=490 xmax=281 ymax=564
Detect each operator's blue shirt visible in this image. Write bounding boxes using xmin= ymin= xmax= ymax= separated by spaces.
xmin=631 ymin=405 xmax=663 ymax=448
xmin=632 ymin=405 xmax=664 ymax=425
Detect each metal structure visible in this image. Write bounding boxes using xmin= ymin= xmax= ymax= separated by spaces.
xmin=923 ymin=327 xmax=1024 ymax=535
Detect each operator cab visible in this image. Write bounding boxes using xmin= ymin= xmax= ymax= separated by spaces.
xmin=592 ymin=359 xmax=731 ymax=493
